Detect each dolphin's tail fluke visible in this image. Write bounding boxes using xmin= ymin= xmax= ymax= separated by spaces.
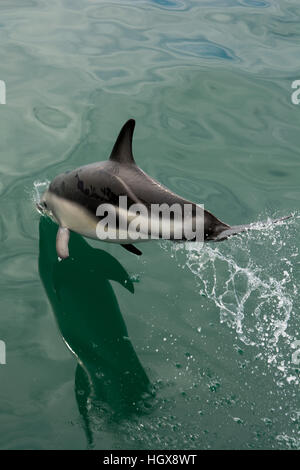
xmin=212 ymin=215 xmax=293 ymax=242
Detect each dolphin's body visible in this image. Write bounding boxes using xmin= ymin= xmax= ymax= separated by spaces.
xmin=39 ymin=119 xmax=289 ymax=259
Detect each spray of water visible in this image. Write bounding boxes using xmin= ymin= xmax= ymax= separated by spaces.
xmin=32 ymin=180 xmax=49 ymax=203
xmin=166 ymin=214 xmax=300 ymax=384
xmin=32 ymin=180 xmax=50 ymax=215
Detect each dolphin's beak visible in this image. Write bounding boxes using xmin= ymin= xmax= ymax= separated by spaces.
xmin=36 ymin=202 xmax=46 ymax=215
xmin=36 ymin=201 xmax=54 ymax=220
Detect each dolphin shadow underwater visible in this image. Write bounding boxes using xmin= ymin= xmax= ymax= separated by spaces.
xmin=38 ymin=217 xmax=152 ymax=447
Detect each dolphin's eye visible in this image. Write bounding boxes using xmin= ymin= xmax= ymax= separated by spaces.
xmin=43 ymin=202 xmax=48 ymax=208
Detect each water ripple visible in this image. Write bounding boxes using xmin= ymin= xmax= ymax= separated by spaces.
xmin=165 ymin=38 xmax=238 ymax=61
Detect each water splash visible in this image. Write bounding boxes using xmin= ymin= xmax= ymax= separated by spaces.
xmin=165 ymin=214 xmax=300 ymax=383
xmin=31 ymin=180 xmax=50 ymax=217
xmin=32 ymin=180 xmax=49 ymax=206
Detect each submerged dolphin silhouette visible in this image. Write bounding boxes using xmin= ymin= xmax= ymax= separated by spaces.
xmin=38 ymin=217 xmax=152 ymax=446
xmin=38 ymin=119 xmax=290 ymax=259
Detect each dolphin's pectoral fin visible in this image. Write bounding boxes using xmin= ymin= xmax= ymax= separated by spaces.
xmin=56 ymin=227 xmax=70 ymax=259
xmin=121 ymin=244 xmax=142 ymax=256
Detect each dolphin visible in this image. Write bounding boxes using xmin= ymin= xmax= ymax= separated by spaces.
xmin=38 ymin=119 xmax=290 ymax=259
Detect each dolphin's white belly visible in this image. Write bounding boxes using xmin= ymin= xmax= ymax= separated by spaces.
xmin=44 ymin=191 xmax=99 ymax=240
xmin=43 ymin=190 xmax=151 ymax=243
xmin=43 ymin=190 xmax=196 ymax=244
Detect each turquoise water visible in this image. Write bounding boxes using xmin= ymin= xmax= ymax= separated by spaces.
xmin=0 ymin=0 xmax=299 ymax=450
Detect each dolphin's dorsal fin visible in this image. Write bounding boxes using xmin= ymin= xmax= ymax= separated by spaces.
xmin=109 ymin=119 xmax=136 ymax=164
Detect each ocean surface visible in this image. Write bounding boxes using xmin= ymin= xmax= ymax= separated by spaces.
xmin=0 ymin=0 xmax=299 ymax=450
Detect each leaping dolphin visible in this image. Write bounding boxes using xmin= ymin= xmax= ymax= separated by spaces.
xmin=38 ymin=119 xmax=290 ymax=259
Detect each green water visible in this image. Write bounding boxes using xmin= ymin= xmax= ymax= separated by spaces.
xmin=0 ymin=0 xmax=299 ymax=450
